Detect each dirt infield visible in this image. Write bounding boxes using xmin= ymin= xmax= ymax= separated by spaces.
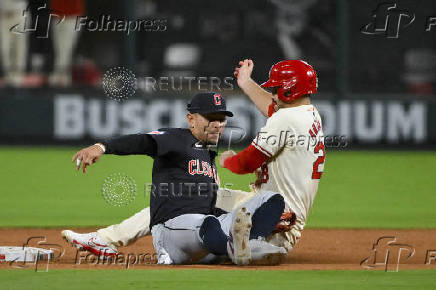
xmin=1 ymin=228 xmax=436 ymax=271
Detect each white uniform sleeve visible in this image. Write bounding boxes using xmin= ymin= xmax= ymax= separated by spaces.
xmin=251 ymin=112 xmax=296 ymax=158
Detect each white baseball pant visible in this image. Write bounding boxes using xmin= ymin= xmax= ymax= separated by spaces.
xmin=97 ymin=188 xmax=301 ymax=252
xmin=151 ymin=191 xmax=279 ymax=264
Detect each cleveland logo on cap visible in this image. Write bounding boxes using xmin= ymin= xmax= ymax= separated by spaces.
xmin=213 ymin=94 xmax=221 ymax=105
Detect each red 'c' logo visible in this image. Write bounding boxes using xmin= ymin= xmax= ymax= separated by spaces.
xmin=214 ymin=94 xmax=221 ymax=105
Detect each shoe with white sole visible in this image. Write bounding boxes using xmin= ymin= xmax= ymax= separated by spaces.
xmin=249 ymin=237 xmax=287 ymax=265
xmin=227 ymin=207 xmax=252 ymax=265
xmin=61 ymin=230 xmax=117 ymax=257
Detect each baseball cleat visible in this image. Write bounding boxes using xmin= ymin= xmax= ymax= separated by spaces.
xmin=249 ymin=237 xmax=287 ymax=265
xmin=61 ymin=230 xmax=117 ymax=257
xmin=227 ymin=207 xmax=252 ymax=265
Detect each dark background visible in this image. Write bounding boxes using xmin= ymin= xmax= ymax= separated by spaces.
xmin=0 ymin=0 xmax=435 ymax=147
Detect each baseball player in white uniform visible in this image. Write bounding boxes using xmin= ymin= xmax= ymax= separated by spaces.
xmin=221 ymin=59 xmax=325 ymax=250
xmin=62 ymin=59 xmax=325 ymax=262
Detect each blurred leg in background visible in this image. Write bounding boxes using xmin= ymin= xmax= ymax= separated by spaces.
xmin=0 ymin=0 xmax=28 ymax=87
xmin=272 ymin=0 xmax=317 ymax=59
xmin=49 ymin=0 xmax=84 ymax=87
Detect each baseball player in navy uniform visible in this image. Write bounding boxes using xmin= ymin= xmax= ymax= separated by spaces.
xmin=63 ymin=92 xmax=287 ymax=265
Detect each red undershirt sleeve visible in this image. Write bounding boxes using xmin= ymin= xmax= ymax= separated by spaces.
xmin=268 ymin=102 xmax=276 ymax=117
xmin=223 ymin=144 xmax=269 ymax=174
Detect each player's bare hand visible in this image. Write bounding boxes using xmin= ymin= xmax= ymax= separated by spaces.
xmin=249 ymin=167 xmax=263 ymax=192
xmin=234 ymin=59 xmax=254 ymax=88
xmin=253 ymin=167 xmax=263 ymax=187
xmin=219 ymin=150 xmax=236 ymax=168
xmin=71 ymin=145 xmax=104 ymax=173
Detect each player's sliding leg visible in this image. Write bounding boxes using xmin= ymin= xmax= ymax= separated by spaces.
xmin=151 ymin=214 xmax=213 ymax=264
xmin=62 ymin=187 xmax=248 ymax=255
xmin=219 ymin=188 xmax=303 ymax=253
xmin=61 ymin=188 xmax=248 ymax=256
xmin=61 ymin=230 xmax=118 ymax=257
xmin=267 ymin=228 xmax=301 ymax=252
xmin=226 ymin=207 xmax=252 ymax=265
xmin=202 ymin=191 xmax=287 ymax=265
xmin=97 ymin=207 xmax=151 ymax=248
xmin=149 ymin=192 xmax=286 ymax=265
xmin=232 ymin=192 xmax=287 ymax=264
xmin=215 ymin=188 xmax=256 ymax=212
xmin=62 ymin=207 xmax=151 ymax=255
xmin=247 ymin=194 xmax=289 ymax=264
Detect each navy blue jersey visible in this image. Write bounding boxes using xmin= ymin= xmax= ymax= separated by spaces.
xmin=148 ymin=128 xmax=220 ymax=227
xmin=102 ymin=128 xmax=221 ymax=228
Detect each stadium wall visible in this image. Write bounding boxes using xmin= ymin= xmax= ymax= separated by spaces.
xmin=0 ymin=92 xmax=434 ymax=148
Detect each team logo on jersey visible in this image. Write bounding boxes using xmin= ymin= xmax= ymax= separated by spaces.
xmin=147 ymin=130 xmax=165 ymax=135
xmin=213 ymin=94 xmax=221 ymax=105
xmin=188 ymin=159 xmax=219 ymax=181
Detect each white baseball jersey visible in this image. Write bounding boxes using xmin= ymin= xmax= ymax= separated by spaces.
xmin=251 ymin=104 xmax=325 ymax=228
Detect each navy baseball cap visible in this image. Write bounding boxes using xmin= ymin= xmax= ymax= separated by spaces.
xmin=187 ymin=92 xmax=233 ymax=117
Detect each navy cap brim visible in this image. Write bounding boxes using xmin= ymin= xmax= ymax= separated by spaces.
xmin=191 ymin=109 xmax=233 ymax=117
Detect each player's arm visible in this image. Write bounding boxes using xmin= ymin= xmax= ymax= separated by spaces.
xmin=234 ymin=59 xmax=272 ymax=117
xmin=72 ymin=134 xmax=157 ymax=173
xmin=219 ymin=145 xmax=270 ymax=174
xmin=101 ymin=134 xmax=157 ymax=156
xmin=220 ymin=113 xmax=291 ymax=174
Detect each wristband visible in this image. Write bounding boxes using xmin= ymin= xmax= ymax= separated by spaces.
xmin=94 ymin=143 xmax=106 ymax=153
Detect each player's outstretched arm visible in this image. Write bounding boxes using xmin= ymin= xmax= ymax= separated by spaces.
xmin=234 ymin=59 xmax=272 ymax=117
xmin=72 ymin=144 xmax=104 ymax=173
xmin=71 ymin=134 xmax=157 ymax=173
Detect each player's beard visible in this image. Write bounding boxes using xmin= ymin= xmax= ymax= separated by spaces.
xmin=204 ymin=132 xmax=221 ymax=145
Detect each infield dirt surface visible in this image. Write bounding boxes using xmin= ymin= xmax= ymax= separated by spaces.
xmin=1 ymin=228 xmax=436 ymax=271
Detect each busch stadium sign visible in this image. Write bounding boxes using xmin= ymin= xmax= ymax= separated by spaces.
xmin=53 ymin=95 xmax=427 ymax=145
xmin=0 ymin=93 xmax=432 ymax=147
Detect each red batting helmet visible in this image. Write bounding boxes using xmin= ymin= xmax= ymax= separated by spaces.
xmin=261 ymin=60 xmax=318 ymax=103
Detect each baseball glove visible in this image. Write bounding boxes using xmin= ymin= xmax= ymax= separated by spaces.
xmin=273 ymin=211 xmax=297 ymax=233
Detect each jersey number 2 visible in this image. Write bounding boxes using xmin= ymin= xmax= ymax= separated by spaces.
xmin=312 ymin=141 xmax=325 ymax=179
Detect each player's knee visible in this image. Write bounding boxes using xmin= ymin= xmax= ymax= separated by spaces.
xmin=199 ymin=216 xmax=228 ymax=255
xmin=249 ymin=193 xmax=285 ymax=240
xmin=262 ymin=191 xmax=284 ymax=205
xmin=266 ymin=193 xmax=285 ymax=213
xmin=200 ymin=216 xmax=218 ymax=234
